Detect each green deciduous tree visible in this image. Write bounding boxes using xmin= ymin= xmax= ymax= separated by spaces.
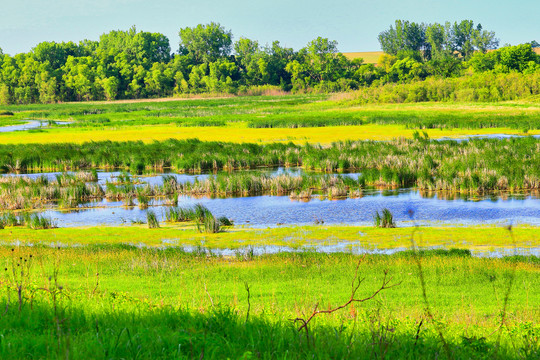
xmin=179 ymin=22 xmax=232 ymax=64
xmin=234 ymin=37 xmax=263 ymax=85
xmin=380 ymin=20 xmax=498 ymax=61
xmin=378 ymin=20 xmax=427 ymax=59
xmin=498 ymin=44 xmax=539 ymax=73
xmin=62 ymin=56 xmax=97 ymax=101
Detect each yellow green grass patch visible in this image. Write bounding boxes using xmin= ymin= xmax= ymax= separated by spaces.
xmin=3 ymin=224 xmax=539 ymax=254
xmin=0 ymin=123 xmax=537 ymax=145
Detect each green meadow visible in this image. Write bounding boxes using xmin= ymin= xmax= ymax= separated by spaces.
xmin=0 ymin=242 xmax=538 ymax=359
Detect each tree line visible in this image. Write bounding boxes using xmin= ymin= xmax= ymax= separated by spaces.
xmin=0 ymin=21 xmax=539 ymax=104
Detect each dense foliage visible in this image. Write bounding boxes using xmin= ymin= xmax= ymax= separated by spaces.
xmin=347 ymin=71 xmax=540 ymax=104
xmin=378 ymin=20 xmax=499 ymax=60
xmin=1 ymin=21 xmax=539 ymax=104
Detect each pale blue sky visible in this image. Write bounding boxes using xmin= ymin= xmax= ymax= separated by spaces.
xmin=1 ymin=0 xmax=538 ymax=55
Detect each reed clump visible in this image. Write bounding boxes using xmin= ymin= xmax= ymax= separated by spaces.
xmin=181 ymin=173 xmax=358 ymax=197
xmin=2 ymin=138 xmax=540 ymax=194
xmin=163 ymin=204 xmax=230 ymax=233
xmin=374 ymin=209 xmax=396 ymax=228
xmin=0 ymin=212 xmax=57 ymax=229
xmin=196 ymin=213 xmax=222 ymax=234
xmin=146 ymin=210 xmax=159 ymax=229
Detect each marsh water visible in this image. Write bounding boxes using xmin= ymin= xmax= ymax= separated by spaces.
xmin=0 ymin=120 xmax=72 ymax=132
xmin=5 ymin=168 xmax=539 ymax=228
xmin=35 ymin=190 xmax=540 ymax=228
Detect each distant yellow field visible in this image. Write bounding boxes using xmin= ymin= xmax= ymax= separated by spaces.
xmin=343 ymin=48 xmax=539 ymax=64
xmin=0 ymin=123 xmax=537 ymax=145
xmin=2 ymin=102 xmax=539 ymax=145
xmin=343 ymin=51 xmax=383 ymax=64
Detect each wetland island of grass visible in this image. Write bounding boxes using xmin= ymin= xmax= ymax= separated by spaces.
xmin=0 ymin=16 xmax=539 ymax=360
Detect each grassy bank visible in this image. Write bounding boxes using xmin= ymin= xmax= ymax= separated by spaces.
xmin=0 ymin=246 xmax=537 ymax=359
xmin=2 ymin=224 xmax=539 ymax=253
xmin=2 ymin=95 xmax=540 ymax=136
xmin=2 ymin=95 xmax=540 ymax=147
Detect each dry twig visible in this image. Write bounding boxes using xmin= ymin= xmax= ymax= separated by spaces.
xmin=292 ymin=259 xmax=401 ymax=343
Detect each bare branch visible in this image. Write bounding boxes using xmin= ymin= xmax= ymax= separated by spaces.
xmin=292 ymin=259 xmax=401 ymax=340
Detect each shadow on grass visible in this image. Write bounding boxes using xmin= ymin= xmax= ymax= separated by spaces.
xmin=0 ymin=301 xmax=535 ymax=360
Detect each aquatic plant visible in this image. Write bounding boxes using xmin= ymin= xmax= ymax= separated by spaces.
xmin=164 ymin=206 xmax=193 ymax=223
xmin=146 ymin=210 xmax=160 ymax=229
xmin=2 ymin=137 xmax=540 ymax=194
xmin=374 ymin=209 xmax=396 ymax=228
xmin=196 ymin=213 xmax=222 ymax=234
xmin=163 ymin=203 xmax=226 ymax=233
xmin=136 ymin=187 xmax=151 ymax=209
xmin=192 ymin=204 xmax=213 ymax=223
xmin=217 ymin=216 xmax=233 ymax=226
xmin=26 ymin=214 xmax=57 ymax=230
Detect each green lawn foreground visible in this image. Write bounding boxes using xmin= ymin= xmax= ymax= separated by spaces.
xmin=0 ymin=225 xmax=538 ymax=359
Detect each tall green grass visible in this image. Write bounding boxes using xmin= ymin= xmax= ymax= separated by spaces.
xmin=0 ymin=247 xmax=537 ymax=359
xmin=2 ymin=138 xmax=540 ymax=193
xmin=374 ymin=208 xmax=396 ymax=228
xmin=0 ymin=212 xmax=56 ymax=229
xmin=146 ymin=210 xmax=159 ymax=228
xmin=2 ymin=95 xmax=326 ymax=128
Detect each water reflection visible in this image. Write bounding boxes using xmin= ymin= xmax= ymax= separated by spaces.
xmin=0 ymin=120 xmax=72 ymax=133
xmin=36 ymin=189 xmax=540 ymax=228
xmin=437 ymin=133 xmax=540 ymax=142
